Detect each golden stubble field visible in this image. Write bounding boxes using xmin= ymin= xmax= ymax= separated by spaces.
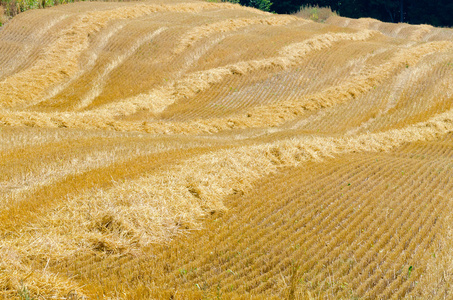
xmin=0 ymin=0 xmax=453 ymax=298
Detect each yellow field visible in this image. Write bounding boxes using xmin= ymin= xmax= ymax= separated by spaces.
xmin=1 ymin=1 xmax=453 ymax=299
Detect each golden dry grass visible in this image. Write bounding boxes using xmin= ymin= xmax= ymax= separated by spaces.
xmin=0 ymin=0 xmax=453 ymax=299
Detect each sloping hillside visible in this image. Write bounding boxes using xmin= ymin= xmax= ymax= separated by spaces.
xmin=0 ymin=1 xmax=452 ymax=299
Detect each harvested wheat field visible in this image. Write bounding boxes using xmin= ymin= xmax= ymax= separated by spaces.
xmin=0 ymin=0 xmax=453 ymax=299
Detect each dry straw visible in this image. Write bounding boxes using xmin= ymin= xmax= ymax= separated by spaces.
xmin=173 ymin=15 xmax=300 ymax=54
xmin=2 ymin=37 xmax=450 ymax=135
xmin=327 ymin=15 xmax=453 ymax=41
xmin=0 ymin=1 xmax=259 ymax=108
xmin=1 ymin=0 xmax=453 ymax=298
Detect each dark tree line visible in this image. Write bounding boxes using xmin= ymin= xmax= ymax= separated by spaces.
xmin=237 ymin=0 xmax=453 ymax=27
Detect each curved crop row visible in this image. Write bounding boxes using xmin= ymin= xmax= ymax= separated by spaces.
xmin=1 ymin=1 xmax=452 ymax=298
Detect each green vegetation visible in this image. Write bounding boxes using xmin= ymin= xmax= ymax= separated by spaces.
xmin=18 ymin=284 xmax=34 ymax=300
xmin=294 ymin=0 xmax=453 ymax=27
xmin=1 ymin=0 xmax=274 ymax=25
xmin=2 ymin=0 xmax=452 ymax=27
xmin=0 ymin=7 xmax=5 ymax=26
xmin=0 ymin=0 xmax=79 ymax=25
xmin=293 ymin=5 xmax=337 ymax=22
xmin=212 ymin=0 xmax=272 ymax=12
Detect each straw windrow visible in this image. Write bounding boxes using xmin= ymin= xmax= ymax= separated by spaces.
xmin=1 ymin=0 xmax=453 ymax=298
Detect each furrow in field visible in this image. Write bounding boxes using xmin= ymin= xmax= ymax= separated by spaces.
xmin=15 ymin=36 xmax=442 ymax=135
xmin=46 ymin=154 xmax=379 ymax=295
xmin=367 ymin=198 xmax=446 ymax=298
xmin=1 ymin=2 xmax=453 ymax=298
xmin=341 ymin=171 xmax=445 ymax=295
xmin=57 ymin=135 xmax=452 ymax=298
xmin=13 ymin=105 xmax=452 ymax=247
xmin=344 ymin=57 xmax=432 ymax=135
xmin=326 ymin=15 xmax=453 ymax=42
xmin=292 ymin=160 xmax=420 ymax=277
xmin=0 ymin=142 xmax=232 ymax=300
xmin=0 ymin=135 xmax=186 ymax=201
xmin=364 ymin=52 xmax=453 ymax=132
xmin=32 ymin=21 xmax=127 ymax=108
xmin=0 ymin=29 xmax=378 ymax=129
xmin=0 ymin=12 xmax=68 ymax=80
xmin=0 ymin=125 xmax=153 ymax=152
xmin=0 ymin=1 xmax=259 ymax=109
xmin=163 ymin=41 xmax=389 ymax=122
xmin=199 ymin=157 xmax=407 ymax=293
xmin=254 ymin=159 xmax=420 ymax=294
xmin=202 ymin=143 xmax=448 ymax=298
xmin=8 ymin=110 xmax=450 ymax=284
xmin=0 ymin=143 xmax=230 ymax=249
xmin=173 ymin=15 xmax=300 ymax=54
xmin=303 ymin=50 xmax=453 ymax=136
xmin=75 ymin=27 xmax=167 ymax=110
xmin=88 ymin=28 xmax=376 ymax=119
xmin=39 ymin=23 xmax=188 ymax=111
xmin=174 ymin=40 xmax=452 ymax=134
